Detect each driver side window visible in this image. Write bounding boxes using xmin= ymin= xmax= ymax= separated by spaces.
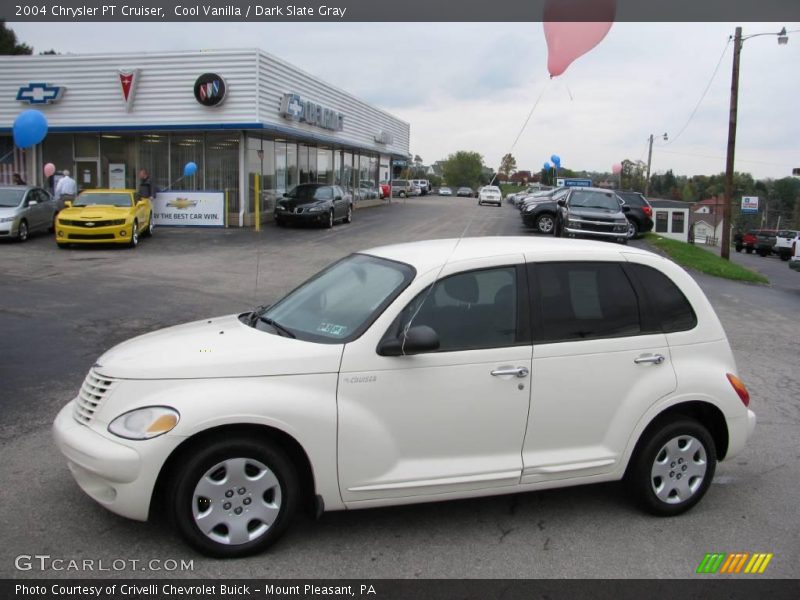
xmin=389 ymin=266 xmax=521 ymax=352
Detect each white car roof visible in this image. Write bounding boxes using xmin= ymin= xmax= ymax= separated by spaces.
xmin=363 ymin=236 xmax=655 ymax=274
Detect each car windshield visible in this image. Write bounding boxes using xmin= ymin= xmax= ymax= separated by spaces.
xmin=285 ymin=185 xmax=331 ymax=201
xmin=569 ymin=191 xmax=620 ymax=211
xmin=0 ymin=189 xmax=24 ymax=207
xmin=73 ymin=193 xmax=133 ymax=207
xmin=616 ymin=192 xmax=645 ymax=206
xmin=483 ymin=187 xmax=500 ymax=193
xmin=259 ymin=254 xmax=415 ymax=343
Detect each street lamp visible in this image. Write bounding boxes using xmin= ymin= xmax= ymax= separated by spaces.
xmin=645 ymin=132 xmax=668 ymax=196
xmin=720 ymin=26 xmax=789 ymax=260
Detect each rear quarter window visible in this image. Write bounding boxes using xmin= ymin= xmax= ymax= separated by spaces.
xmin=627 ymin=264 xmax=697 ymax=333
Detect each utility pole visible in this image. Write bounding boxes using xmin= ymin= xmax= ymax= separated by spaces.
xmin=645 ymin=132 xmax=667 ymax=196
xmin=721 ymin=26 xmax=743 ymax=261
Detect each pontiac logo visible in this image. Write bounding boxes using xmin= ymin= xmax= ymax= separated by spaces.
xmin=16 ymin=82 xmax=65 ymax=105
xmin=118 ymin=68 xmax=140 ymax=112
xmin=194 ymin=73 xmax=227 ymax=107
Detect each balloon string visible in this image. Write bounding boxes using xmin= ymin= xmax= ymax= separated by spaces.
xmin=490 ymin=79 xmax=552 ymax=186
xmin=160 ymin=175 xmax=185 ymax=192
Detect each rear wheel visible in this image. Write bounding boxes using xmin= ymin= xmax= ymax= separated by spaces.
xmin=779 ymin=250 xmax=790 ymax=261
xmin=169 ymin=437 xmax=299 ymax=558
xmin=735 ymin=244 xmax=743 ymax=252
xmin=626 ymin=219 xmax=639 ymax=240
xmin=745 ymin=247 xmax=753 ymax=254
xmin=626 ymin=418 xmax=716 ymax=516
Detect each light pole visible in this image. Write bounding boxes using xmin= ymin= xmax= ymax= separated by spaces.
xmin=645 ymin=132 xmax=668 ymax=196
xmin=720 ymin=26 xmax=789 ymax=260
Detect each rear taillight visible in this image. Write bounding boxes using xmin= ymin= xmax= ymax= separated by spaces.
xmin=643 ymin=206 xmax=653 ymax=218
xmin=727 ymin=373 xmax=750 ymax=407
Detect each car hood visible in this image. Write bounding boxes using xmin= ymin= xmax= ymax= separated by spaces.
xmin=60 ymin=205 xmax=133 ymax=219
xmin=95 ymin=314 xmax=343 ymax=380
xmin=569 ymin=206 xmax=626 ymax=220
xmin=0 ymin=206 xmax=22 ymax=217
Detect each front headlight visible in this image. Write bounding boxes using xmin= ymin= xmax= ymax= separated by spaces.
xmin=110 ymin=219 xmax=126 ymax=226
xmin=307 ymin=205 xmax=325 ymax=213
xmin=0 ymin=216 xmax=16 ymax=223
xmin=108 ymin=406 xmax=180 ymax=440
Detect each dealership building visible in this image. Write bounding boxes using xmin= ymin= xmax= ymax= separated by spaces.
xmin=0 ymin=49 xmax=410 ymax=227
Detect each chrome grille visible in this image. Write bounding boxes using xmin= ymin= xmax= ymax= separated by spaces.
xmin=73 ymin=370 xmax=117 ymax=424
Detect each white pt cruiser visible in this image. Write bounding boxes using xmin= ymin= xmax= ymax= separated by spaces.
xmin=53 ymin=237 xmax=756 ymax=557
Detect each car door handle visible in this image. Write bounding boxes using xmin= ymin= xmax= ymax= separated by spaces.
xmin=634 ymin=354 xmax=666 ymax=365
xmin=491 ymin=366 xmax=529 ymax=378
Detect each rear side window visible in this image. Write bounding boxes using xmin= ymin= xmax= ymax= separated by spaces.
xmin=532 ymin=262 xmax=641 ymax=342
xmin=627 ymin=264 xmax=697 ymax=333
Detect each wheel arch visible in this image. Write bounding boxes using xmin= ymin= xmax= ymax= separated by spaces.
xmin=624 ymin=400 xmax=729 ymax=478
xmin=149 ymin=423 xmax=317 ymax=521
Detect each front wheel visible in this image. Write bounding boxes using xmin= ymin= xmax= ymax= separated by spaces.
xmin=142 ymin=213 xmax=154 ymax=238
xmin=535 ymin=213 xmax=555 ymax=235
xmin=735 ymin=244 xmax=743 ymax=253
xmin=626 ymin=419 xmax=716 ymax=516
xmin=128 ymin=220 xmax=139 ymax=248
xmin=745 ymin=247 xmax=753 ymax=254
xmin=169 ymin=438 xmax=299 ymax=558
xmin=626 ymin=219 xmax=639 ymax=240
xmin=17 ymin=219 xmax=29 ymax=242
xmin=344 ymin=205 xmax=352 ymax=224
xmin=325 ymin=210 xmax=334 ymax=229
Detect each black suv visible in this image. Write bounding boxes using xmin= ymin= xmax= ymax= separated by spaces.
xmin=521 ymin=188 xmax=568 ymax=234
xmin=615 ymin=191 xmax=654 ymax=239
xmin=555 ymin=188 xmax=630 ymax=244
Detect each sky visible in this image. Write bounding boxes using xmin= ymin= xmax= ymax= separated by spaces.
xmin=10 ymin=21 xmax=800 ymax=180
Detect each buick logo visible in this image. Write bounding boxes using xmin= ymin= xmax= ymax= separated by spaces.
xmin=194 ymin=73 xmax=227 ymax=107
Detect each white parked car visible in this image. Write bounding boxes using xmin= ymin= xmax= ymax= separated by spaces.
xmin=438 ymin=187 xmax=452 ymax=196
xmin=774 ymin=230 xmax=800 ymax=261
xmin=53 ymin=237 xmax=755 ymax=558
xmin=478 ymin=185 xmax=502 ymax=206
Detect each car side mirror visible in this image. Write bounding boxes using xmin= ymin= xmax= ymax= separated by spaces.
xmin=64 ymin=200 xmax=72 ymax=208
xmin=136 ymin=199 xmax=146 ymax=206
xmin=28 ymin=200 xmax=38 ymax=206
xmin=378 ymin=325 xmax=440 ymax=357
xmin=622 ymin=205 xmax=631 ymax=213
xmin=557 ymin=199 xmax=566 ymax=207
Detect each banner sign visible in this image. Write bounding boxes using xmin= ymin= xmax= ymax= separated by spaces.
xmin=741 ymin=196 xmax=759 ymax=214
xmin=153 ymin=191 xmax=224 ymax=227
xmin=557 ymin=178 xmax=593 ymax=187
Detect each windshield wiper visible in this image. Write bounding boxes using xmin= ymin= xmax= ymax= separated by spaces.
xmin=247 ymin=304 xmax=270 ymax=326
xmin=258 ymin=316 xmax=296 ymax=339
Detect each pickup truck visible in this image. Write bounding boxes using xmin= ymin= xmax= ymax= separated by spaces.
xmin=774 ymin=230 xmax=800 ymax=261
xmin=789 ymin=237 xmax=800 ymax=272
xmin=734 ymin=229 xmax=777 ymax=256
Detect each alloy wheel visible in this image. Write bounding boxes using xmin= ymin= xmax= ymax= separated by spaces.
xmin=650 ymin=435 xmax=708 ymax=505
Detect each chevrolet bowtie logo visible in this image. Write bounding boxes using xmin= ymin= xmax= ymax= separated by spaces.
xmin=16 ymin=82 xmax=66 ymax=105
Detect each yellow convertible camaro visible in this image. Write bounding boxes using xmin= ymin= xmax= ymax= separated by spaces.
xmin=56 ymin=189 xmax=154 ymax=249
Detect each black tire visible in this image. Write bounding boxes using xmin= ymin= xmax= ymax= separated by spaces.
xmin=324 ymin=210 xmax=334 ymax=229
xmin=535 ymin=213 xmax=556 ymax=235
xmin=757 ymin=249 xmax=768 ymax=257
xmin=745 ymin=247 xmax=753 ymax=254
xmin=399 ymin=192 xmax=406 ymax=198
xmin=275 ymin=218 xmax=285 ymax=227
xmin=169 ymin=437 xmax=299 ymax=558
xmin=129 ymin=220 xmax=139 ymax=248
xmin=779 ymin=251 xmax=790 ymax=262
xmin=626 ymin=219 xmax=639 ymax=240
xmin=626 ymin=418 xmax=716 ymax=516
xmin=142 ymin=213 xmax=154 ymax=238
xmin=17 ymin=219 xmax=29 ymax=242
xmin=344 ymin=204 xmax=353 ymax=224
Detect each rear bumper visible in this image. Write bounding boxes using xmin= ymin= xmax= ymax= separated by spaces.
xmin=725 ymin=409 xmax=756 ymax=460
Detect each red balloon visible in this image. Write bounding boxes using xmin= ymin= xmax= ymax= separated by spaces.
xmin=543 ymin=0 xmax=615 ymax=78
xmin=43 ymin=162 xmax=56 ymax=178
xmin=612 ymin=163 xmax=622 ymax=175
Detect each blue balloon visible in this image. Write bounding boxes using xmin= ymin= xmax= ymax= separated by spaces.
xmin=543 ymin=162 xmax=551 ymax=170
xmin=183 ymin=162 xmax=198 ymax=177
xmin=551 ymin=154 xmax=561 ymax=168
xmin=12 ymin=110 xmax=49 ymax=149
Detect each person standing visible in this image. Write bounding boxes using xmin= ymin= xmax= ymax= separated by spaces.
xmin=138 ymin=169 xmax=155 ymax=199
xmin=54 ymin=169 xmax=77 ymax=211
xmin=12 ymin=173 xmax=26 ymax=185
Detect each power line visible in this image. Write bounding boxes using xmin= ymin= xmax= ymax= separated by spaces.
xmin=664 ymin=38 xmax=731 ymax=146
xmin=657 ymin=148 xmax=795 ymax=168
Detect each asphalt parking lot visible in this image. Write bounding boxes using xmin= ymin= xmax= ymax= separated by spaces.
xmin=1 ymin=195 xmax=798 ymax=579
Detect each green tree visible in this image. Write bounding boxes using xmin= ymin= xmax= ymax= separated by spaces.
xmin=620 ymin=159 xmax=646 ymax=192
xmin=0 ymin=20 xmax=33 ymax=55
xmin=441 ymin=151 xmax=484 ymax=189
xmin=498 ymin=153 xmax=517 ymax=179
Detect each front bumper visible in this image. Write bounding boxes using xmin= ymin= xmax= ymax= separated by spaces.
xmin=564 ymin=226 xmax=627 ymax=239
xmin=274 ymin=209 xmax=329 ymax=224
xmin=56 ymin=222 xmax=133 ymax=244
xmin=0 ymin=218 xmax=20 ymax=237
xmin=52 ymin=401 xmax=177 ymax=521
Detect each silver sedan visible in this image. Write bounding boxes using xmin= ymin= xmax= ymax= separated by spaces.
xmin=0 ymin=186 xmax=57 ymax=242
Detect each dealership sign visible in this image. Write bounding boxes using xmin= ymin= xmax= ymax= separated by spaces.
xmin=194 ymin=73 xmax=227 ymax=107
xmin=374 ymin=130 xmax=394 ymax=145
xmin=16 ymin=82 xmax=65 ymax=104
xmin=280 ymin=93 xmax=344 ymax=131
xmin=118 ymin=68 xmax=140 ymax=112
xmin=741 ymin=196 xmax=759 ymax=214
xmin=153 ymin=192 xmax=225 ymax=227
xmin=557 ymin=178 xmax=593 ymax=187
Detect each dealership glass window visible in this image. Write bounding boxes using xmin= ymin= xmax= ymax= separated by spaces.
xmin=333 ymin=150 xmax=342 ymax=186
xmin=342 ymin=151 xmax=354 ymax=195
xmin=206 ymin=133 xmax=240 ymax=216
xmin=41 ymin=134 xmax=72 ymax=191
xmin=655 ymin=211 xmax=668 ymax=233
xmin=74 ymin=134 xmax=99 ymax=158
xmin=308 ymin=146 xmax=317 ymax=183
xmin=286 ymin=142 xmax=298 ymax=191
xmin=100 ymin=134 xmax=137 ymax=189
xmin=317 ymin=147 xmax=333 ymax=184
xmin=170 ymin=134 xmax=203 ymax=190
xmin=671 ymin=211 xmax=685 ymax=234
xmin=298 ymin=144 xmax=310 ymax=184
xmin=137 ymin=134 xmax=169 ymax=195
xmin=370 ymin=156 xmax=379 ymax=187
xmin=275 ymin=142 xmax=287 ymax=193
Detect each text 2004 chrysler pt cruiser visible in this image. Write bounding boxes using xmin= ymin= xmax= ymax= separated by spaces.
xmin=53 ymin=237 xmax=756 ymax=557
